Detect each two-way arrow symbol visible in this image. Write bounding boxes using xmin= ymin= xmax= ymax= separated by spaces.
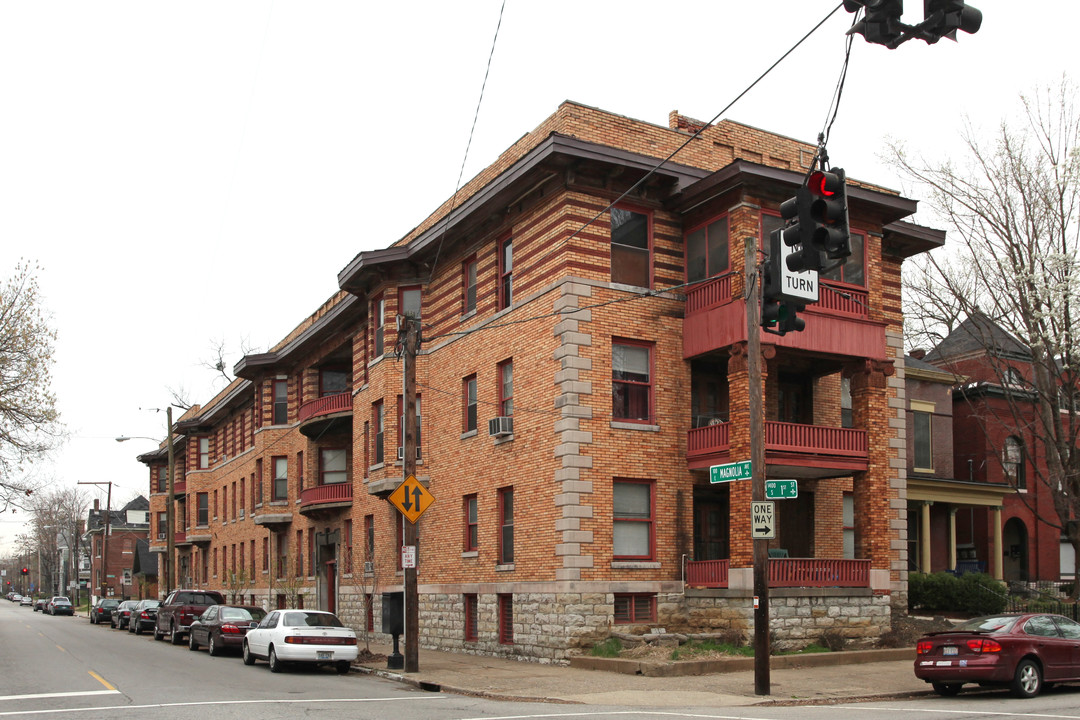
xmin=401 ymin=485 xmax=423 ymax=512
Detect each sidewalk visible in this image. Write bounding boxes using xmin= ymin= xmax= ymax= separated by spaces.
xmin=354 ymin=643 xmax=930 ymax=707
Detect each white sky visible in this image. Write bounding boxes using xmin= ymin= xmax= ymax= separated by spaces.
xmin=0 ymin=1 xmax=1075 ymax=555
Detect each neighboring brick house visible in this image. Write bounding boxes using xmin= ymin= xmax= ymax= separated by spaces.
xmin=83 ymin=496 xmax=150 ymax=601
xmin=133 ymin=102 xmax=942 ymax=661
xmin=925 ymin=314 xmax=1069 ymax=583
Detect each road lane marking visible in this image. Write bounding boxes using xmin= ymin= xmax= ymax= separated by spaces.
xmin=0 ymin=691 xmax=120 ymax=702
xmin=829 ymin=706 xmax=1080 ymax=719
xmin=55 ymin=646 xmax=65 ymax=653
xmin=87 ymin=672 xmax=115 ymax=691
xmin=0 ymin=695 xmax=443 ymax=717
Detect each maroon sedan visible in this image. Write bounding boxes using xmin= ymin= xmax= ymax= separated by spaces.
xmin=915 ymin=613 xmax=1080 ymax=698
xmin=188 ymin=605 xmax=267 ymax=656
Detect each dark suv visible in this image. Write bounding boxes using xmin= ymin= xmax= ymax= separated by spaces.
xmin=90 ymin=598 xmax=120 ymax=624
xmin=154 ymin=590 xmax=225 ymax=645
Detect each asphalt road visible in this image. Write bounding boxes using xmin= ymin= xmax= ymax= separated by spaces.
xmin=4 ymin=600 xmax=1080 ymax=720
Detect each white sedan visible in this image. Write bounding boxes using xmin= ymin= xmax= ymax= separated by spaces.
xmin=242 ymin=609 xmax=357 ymax=674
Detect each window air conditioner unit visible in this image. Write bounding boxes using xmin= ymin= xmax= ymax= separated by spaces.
xmin=489 ymin=416 xmax=513 ymax=437
xmin=363 ymin=561 xmax=374 ymax=574
xmin=239 ymin=509 xmax=245 ymax=519
xmin=157 ymin=533 xmax=166 ymax=540
xmin=396 ymin=446 xmax=422 ymax=461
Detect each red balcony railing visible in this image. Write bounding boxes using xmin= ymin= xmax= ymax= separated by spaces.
xmin=686 ymin=558 xmax=870 ymax=588
xmin=768 ymin=558 xmax=871 ymax=588
xmin=172 ymin=481 xmax=187 ymax=496
xmin=174 ymin=531 xmax=188 ymax=545
xmin=686 ymin=559 xmax=729 ymax=588
xmin=817 ymin=282 xmax=869 ymax=318
xmin=299 ymin=482 xmax=353 ymax=509
xmin=684 ymin=275 xmax=733 ymax=314
xmin=687 ymin=421 xmax=729 ymax=456
xmin=298 ymin=392 xmax=352 ymax=423
xmin=765 ymin=421 xmax=867 ymax=457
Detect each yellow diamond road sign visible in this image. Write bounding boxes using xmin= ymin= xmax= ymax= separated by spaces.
xmin=388 ymin=475 xmax=434 ymax=524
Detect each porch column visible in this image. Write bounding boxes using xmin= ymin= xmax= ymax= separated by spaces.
xmin=848 ymin=359 xmax=897 ymax=572
xmin=991 ymin=506 xmax=1004 ymax=580
xmin=920 ymin=501 xmax=932 ymax=573
xmin=948 ymin=507 xmax=958 ymax=571
xmin=726 ymin=341 xmax=772 ymax=568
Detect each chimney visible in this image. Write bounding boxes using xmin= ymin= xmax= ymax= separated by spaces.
xmin=910 ymin=349 xmax=927 ymax=360
xmin=93 ymin=499 xmax=100 ymax=511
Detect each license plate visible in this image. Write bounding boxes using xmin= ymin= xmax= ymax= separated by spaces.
xmin=317 ymin=651 xmax=332 ymax=661
xmin=943 ymin=646 xmax=958 ymax=656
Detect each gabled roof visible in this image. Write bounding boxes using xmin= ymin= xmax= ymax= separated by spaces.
xmin=132 ymin=538 xmax=157 ymax=577
xmin=926 ymin=313 xmax=1032 ymax=365
xmin=85 ymin=495 xmax=151 ymax=533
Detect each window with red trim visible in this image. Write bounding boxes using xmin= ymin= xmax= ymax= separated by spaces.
xmin=612 ymin=340 xmax=653 ymax=422
xmin=497 ymin=360 xmax=513 ymax=417
xmin=464 ymin=594 xmax=478 ymax=642
xmin=272 ymin=380 xmax=288 ymax=425
xmin=497 ymin=236 xmax=513 ymax=310
xmin=614 ymin=593 xmax=656 ymax=624
xmin=155 ymin=466 xmax=167 ymax=493
xmin=463 ymin=375 xmax=477 ymax=432
xmin=320 ymin=448 xmax=347 ymax=484
xmin=613 ymin=479 xmax=655 ymax=560
xmin=462 ymin=256 xmax=477 ymax=315
xmin=344 ymin=519 xmax=353 ymax=574
xmin=373 ymin=401 xmax=385 ymax=465
xmin=373 ymin=295 xmax=386 ymax=357
xmin=610 ymin=206 xmax=651 ymax=287
xmin=296 ymin=530 xmax=303 ymax=576
xmin=463 ymin=494 xmax=478 ymax=551
xmin=821 ymin=231 xmax=866 ymax=287
xmin=272 ymin=457 xmax=288 ymax=501
xmin=319 ymin=367 xmax=349 ymax=396
xmin=198 ymin=437 xmax=210 ymax=469
xmin=498 ymin=593 xmax=513 ymax=644
xmin=685 ymin=215 xmax=729 ymax=283
xmin=498 ymin=486 xmax=514 ymax=564
xmin=364 ymin=514 xmax=375 ymax=566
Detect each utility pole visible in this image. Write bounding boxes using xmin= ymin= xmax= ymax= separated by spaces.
xmin=402 ymin=315 xmax=420 ymax=673
xmin=746 ymin=235 xmax=771 ymax=695
xmin=165 ymin=406 xmax=175 ymax=595
xmin=79 ymin=481 xmax=112 ymax=600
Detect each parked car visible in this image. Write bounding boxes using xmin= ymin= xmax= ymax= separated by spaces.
xmin=127 ymin=599 xmax=161 ymax=634
xmin=45 ymin=596 xmax=73 ymax=616
xmin=243 ymin=609 xmax=357 ymax=674
xmin=19 ymin=595 xmax=33 ymax=607
xmin=189 ymin=605 xmax=267 ymax=656
xmin=35 ymin=597 xmax=47 ymax=612
xmin=915 ymin=613 xmax=1080 ymax=698
xmin=154 ymin=589 xmax=225 ymax=645
xmin=111 ymin=600 xmax=139 ymax=629
xmin=90 ymin=598 xmax=120 ymax=624
xmin=11 ymin=594 xmax=22 ymax=602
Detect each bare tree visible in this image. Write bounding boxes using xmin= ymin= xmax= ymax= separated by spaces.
xmin=28 ymin=487 xmax=88 ymax=596
xmin=0 ymin=262 xmax=62 ymax=510
xmin=893 ymin=77 xmax=1080 ymax=586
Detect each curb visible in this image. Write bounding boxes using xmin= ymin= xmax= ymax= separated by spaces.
xmin=569 ymin=647 xmax=914 ymax=677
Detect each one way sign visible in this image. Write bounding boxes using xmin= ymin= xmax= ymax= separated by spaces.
xmin=751 ymin=501 xmax=775 ymax=540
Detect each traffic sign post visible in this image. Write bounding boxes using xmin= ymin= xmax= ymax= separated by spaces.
xmin=710 ymin=460 xmax=752 ymax=484
xmin=765 ymin=479 xmax=798 ymax=499
xmin=388 ymin=475 xmax=434 ymax=524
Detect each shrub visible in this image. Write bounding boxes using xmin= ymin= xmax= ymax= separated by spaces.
xmin=909 ymin=571 xmax=1005 ymax=615
xmin=589 ymin=637 xmax=623 ymax=657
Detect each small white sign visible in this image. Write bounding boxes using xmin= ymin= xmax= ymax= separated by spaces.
xmin=751 ymin=501 xmax=776 ymax=540
xmin=401 ymin=545 xmax=416 ymax=569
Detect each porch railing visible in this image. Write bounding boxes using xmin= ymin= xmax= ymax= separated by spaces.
xmin=684 ymin=275 xmax=733 ymax=314
xmin=299 ymin=482 xmax=353 ymax=508
xmin=686 ymin=558 xmax=870 ymax=588
xmin=818 ymin=282 xmax=869 ymax=318
xmin=765 ymin=421 xmax=868 ymax=457
xmin=298 ymin=392 xmax=352 ymax=423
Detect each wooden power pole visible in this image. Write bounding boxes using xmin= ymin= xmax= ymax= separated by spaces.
xmin=402 ymin=315 xmax=420 ymax=673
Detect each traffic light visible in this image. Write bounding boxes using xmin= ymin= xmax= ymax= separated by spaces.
xmin=780 ymin=187 xmax=821 ymax=273
xmin=922 ymin=0 xmax=982 ymax=42
xmin=807 ymin=168 xmax=851 ymax=262
xmin=761 ymin=228 xmax=807 ymax=336
xmin=844 ymin=0 xmax=904 ymax=46
xmin=20 ymin=567 xmax=28 ymax=575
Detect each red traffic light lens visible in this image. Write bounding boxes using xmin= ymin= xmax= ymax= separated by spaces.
xmin=809 ymin=171 xmax=840 ymax=197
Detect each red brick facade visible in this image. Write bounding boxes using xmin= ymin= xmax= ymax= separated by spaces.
xmin=136 ymin=102 xmax=937 ymax=660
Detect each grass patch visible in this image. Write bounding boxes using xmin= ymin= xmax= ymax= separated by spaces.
xmin=670 ymin=639 xmax=753 ymax=660
xmin=784 ymin=643 xmax=831 ymax=655
xmin=589 ymin=637 xmax=623 ymax=657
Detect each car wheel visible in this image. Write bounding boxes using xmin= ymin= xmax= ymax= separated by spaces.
xmin=242 ymin=641 xmax=256 ymax=666
xmin=170 ymin=623 xmax=183 ymax=646
xmin=1012 ymin=658 xmax=1043 ymax=698
xmin=336 ymin=661 xmax=350 ymax=675
xmin=932 ymin=682 xmax=962 ymax=696
xmin=268 ymin=646 xmax=283 ymax=673
xmin=208 ymin=633 xmax=221 ymax=657
xmin=153 ymin=623 xmax=163 ymax=641
xmin=89 ymin=615 xmax=95 ymax=624
xmin=188 ymin=632 xmax=199 ymax=651
xmin=128 ymin=621 xmax=135 ymax=633
xmin=134 ymin=622 xmax=143 ymax=636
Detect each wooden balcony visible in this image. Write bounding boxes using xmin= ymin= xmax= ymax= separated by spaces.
xmin=686 ymin=558 xmax=870 ymax=588
xmin=174 ymin=531 xmax=190 ymax=547
xmin=683 ymin=279 xmax=885 ymax=361
xmin=172 ymin=480 xmax=186 ymax=497
xmin=299 ymin=482 xmax=353 ymax=514
xmin=687 ymin=421 xmax=868 ymax=476
xmin=298 ymin=392 xmax=352 ymax=438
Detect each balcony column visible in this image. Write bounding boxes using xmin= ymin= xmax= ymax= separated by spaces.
xmin=948 ymin=507 xmax=958 ymax=571
xmin=726 ymin=341 xmax=774 ymax=568
xmin=848 ymin=359 xmax=896 ymax=573
xmin=920 ymin=501 xmax=932 ymax=573
xmin=991 ymin=506 xmax=1004 ymax=580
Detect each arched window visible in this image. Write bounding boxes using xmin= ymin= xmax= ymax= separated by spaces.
xmin=1003 ymin=436 xmax=1025 ymax=490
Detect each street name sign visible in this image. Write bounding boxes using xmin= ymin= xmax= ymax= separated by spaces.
xmin=710 ymin=460 xmax=752 ymax=484
xmin=751 ymin=501 xmax=775 ymax=539
xmin=765 ymin=479 xmax=798 ymax=499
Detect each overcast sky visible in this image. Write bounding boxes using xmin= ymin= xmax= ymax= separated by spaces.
xmin=0 ymin=1 xmax=1075 ymax=555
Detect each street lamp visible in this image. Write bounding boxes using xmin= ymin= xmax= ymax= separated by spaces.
xmin=117 ymin=405 xmax=176 ymax=595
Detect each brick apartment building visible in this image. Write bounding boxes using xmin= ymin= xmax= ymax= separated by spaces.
xmin=133 ymin=102 xmax=942 ymax=661
xmin=83 ymin=496 xmax=151 ymax=601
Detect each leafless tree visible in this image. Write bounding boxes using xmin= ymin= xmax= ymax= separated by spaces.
xmin=893 ymin=77 xmax=1080 ymax=587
